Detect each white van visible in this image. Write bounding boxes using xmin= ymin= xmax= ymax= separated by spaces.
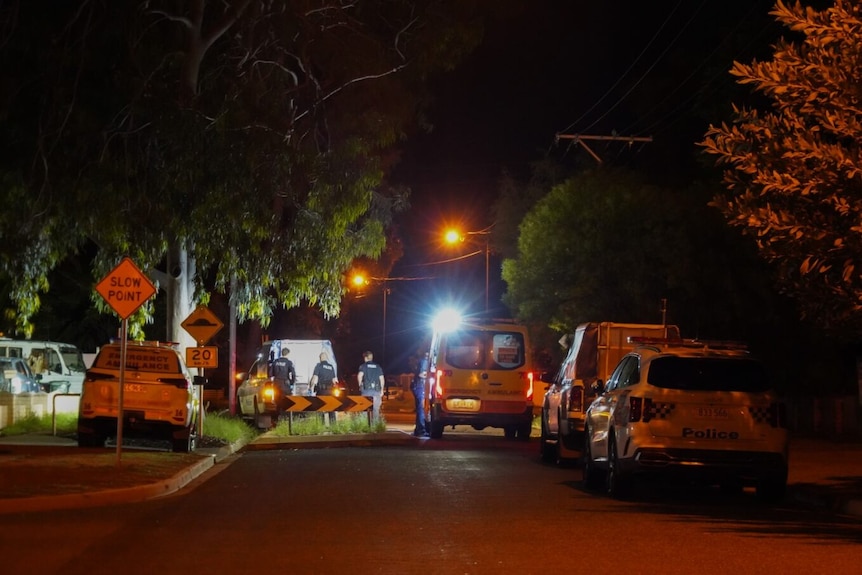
xmin=236 ymin=339 xmax=338 ymax=426
xmin=0 ymin=338 xmax=87 ymax=394
xmin=427 ymin=313 xmax=535 ymax=440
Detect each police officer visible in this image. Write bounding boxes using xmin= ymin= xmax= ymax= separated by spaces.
xmin=357 ymin=350 xmax=385 ymax=422
xmin=271 ymin=348 xmax=296 ymax=394
xmin=411 ymin=351 xmax=430 ymax=436
xmin=311 ymin=352 xmax=338 ymax=425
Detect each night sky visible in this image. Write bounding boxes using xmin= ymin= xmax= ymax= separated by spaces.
xmin=356 ymin=0 xmax=784 ymax=372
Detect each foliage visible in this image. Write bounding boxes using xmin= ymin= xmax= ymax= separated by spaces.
xmin=700 ymin=0 xmax=862 ymax=337
xmin=498 ymin=167 xmax=812 ymax=373
xmin=0 ymin=1 xmax=487 ymax=338
xmin=502 ymin=169 xmax=695 ymax=332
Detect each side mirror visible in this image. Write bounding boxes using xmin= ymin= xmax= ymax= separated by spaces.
xmin=193 ymin=375 xmax=207 ymax=387
xmin=591 ymin=379 xmax=605 ymax=395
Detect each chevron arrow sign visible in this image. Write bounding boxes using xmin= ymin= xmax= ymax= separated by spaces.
xmin=281 ymin=395 xmax=372 ymax=412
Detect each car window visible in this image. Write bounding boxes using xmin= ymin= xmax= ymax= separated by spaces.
xmin=646 ymin=356 xmax=770 ymax=392
xmin=490 ymin=332 xmax=525 ymax=370
xmin=616 ymin=356 xmax=640 ymax=389
xmin=445 ymin=332 xmax=483 ymax=369
xmin=605 ymin=356 xmax=629 ymax=392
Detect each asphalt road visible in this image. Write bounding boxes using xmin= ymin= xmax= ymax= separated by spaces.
xmin=1 ymin=430 xmax=861 ymax=575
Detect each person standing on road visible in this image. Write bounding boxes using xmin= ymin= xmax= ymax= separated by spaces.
xmin=311 ymin=352 xmax=338 ymax=425
xmin=411 ymin=351 xmax=430 ymax=437
xmin=357 ymin=350 xmax=385 ymax=422
xmin=271 ymin=348 xmax=296 ymax=394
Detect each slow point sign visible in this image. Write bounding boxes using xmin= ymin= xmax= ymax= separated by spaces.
xmin=95 ymin=257 xmax=157 ymax=320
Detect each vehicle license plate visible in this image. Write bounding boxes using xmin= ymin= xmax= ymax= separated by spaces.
xmin=693 ymin=406 xmax=728 ymax=419
xmin=447 ymin=398 xmax=479 ymax=411
xmin=124 ymin=384 xmax=146 ymax=393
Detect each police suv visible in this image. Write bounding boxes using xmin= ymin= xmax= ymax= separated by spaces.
xmin=582 ymin=338 xmax=789 ymax=502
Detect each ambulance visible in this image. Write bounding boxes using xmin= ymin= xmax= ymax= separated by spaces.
xmin=426 ymin=310 xmax=534 ymax=440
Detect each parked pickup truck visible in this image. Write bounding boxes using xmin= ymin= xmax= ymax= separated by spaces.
xmin=540 ymin=322 xmax=680 ymax=465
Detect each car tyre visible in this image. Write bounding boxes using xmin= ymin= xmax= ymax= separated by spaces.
xmin=429 ymin=419 xmax=444 ymax=439
xmin=77 ymin=431 xmax=105 ymax=448
xmin=504 ymin=426 xmax=516 ymax=440
xmin=540 ymin=416 xmax=555 ymax=462
xmin=755 ymin=470 xmax=787 ymax=504
xmin=172 ymin=425 xmax=197 ymax=453
xmin=582 ymin=426 xmax=603 ymax=490
xmin=515 ymin=420 xmax=532 ymax=441
xmin=606 ymin=431 xmax=632 ymax=499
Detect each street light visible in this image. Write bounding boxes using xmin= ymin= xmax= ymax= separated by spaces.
xmin=443 ymin=226 xmax=492 ymax=312
xmin=351 ymin=274 xmax=390 ymax=364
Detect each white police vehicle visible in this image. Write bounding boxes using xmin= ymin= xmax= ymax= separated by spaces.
xmin=582 ymin=338 xmax=789 ymax=502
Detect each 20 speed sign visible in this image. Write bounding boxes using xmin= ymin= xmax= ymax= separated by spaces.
xmin=186 ymin=346 xmax=218 ymax=369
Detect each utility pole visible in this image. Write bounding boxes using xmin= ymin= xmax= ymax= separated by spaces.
xmin=555 ymin=133 xmax=653 ymax=164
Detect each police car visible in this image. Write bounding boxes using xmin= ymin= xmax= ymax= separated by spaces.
xmin=582 ymin=338 xmax=789 ymax=502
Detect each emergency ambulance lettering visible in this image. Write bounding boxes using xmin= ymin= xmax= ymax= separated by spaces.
xmin=682 ymin=427 xmax=739 ymax=440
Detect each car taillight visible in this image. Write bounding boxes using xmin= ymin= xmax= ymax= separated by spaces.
xmin=435 ymin=369 xmax=445 ymax=396
xmin=769 ymin=401 xmax=787 ymax=428
xmin=629 ymin=396 xmax=643 ymax=422
xmin=567 ymin=386 xmax=583 ymax=412
xmin=524 ymin=371 xmax=534 ymax=401
xmin=263 ymin=386 xmax=276 ymax=401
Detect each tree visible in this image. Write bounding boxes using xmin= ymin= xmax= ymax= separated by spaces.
xmin=0 ymin=1 xmax=485 ymax=343
xmin=700 ymin=0 xmax=862 ymax=337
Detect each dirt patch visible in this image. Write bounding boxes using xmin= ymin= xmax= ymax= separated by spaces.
xmin=0 ymin=446 xmax=207 ymax=499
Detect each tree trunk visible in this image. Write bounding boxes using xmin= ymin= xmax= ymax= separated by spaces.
xmin=166 ymin=240 xmax=196 ymax=350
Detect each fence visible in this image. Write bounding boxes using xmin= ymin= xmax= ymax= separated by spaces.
xmin=0 ymin=392 xmax=80 ymax=429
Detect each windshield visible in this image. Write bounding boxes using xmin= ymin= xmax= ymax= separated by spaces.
xmin=647 ymin=356 xmax=770 ymax=392
xmin=60 ymin=346 xmax=87 ymax=372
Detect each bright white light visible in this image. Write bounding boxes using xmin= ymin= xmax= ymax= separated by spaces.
xmin=432 ymin=308 xmax=462 ymax=333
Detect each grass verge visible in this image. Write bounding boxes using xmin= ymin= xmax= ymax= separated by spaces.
xmin=270 ymin=413 xmax=387 ymax=436
xmin=0 ymin=410 xmax=256 ymax=445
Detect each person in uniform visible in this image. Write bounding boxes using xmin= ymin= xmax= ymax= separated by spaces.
xmin=411 ymin=351 xmax=430 ymax=436
xmin=357 ymin=350 xmax=385 ymax=422
xmin=311 ymin=352 xmax=338 ymax=425
xmin=271 ymin=348 xmax=296 ymax=394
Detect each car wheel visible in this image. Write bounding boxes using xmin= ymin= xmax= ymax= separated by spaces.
xmin=504 ymin=426 xmax=517 ymax=440
xmin=253 ymin=397 xmax=271 ymax=429
xmin=606 ymin=431 xmax=631 ymax=499
xmin=540 ymin=416 xmax=555 ymax=462
xmin=77 ymin=432 xmax=105 ymax=448
xmin=172 ymin=422 xmax=197 ymax=453
xmin=755 ymin=470 xmax=787 ymax=504
xmin=582 ymin=426 xmax=603 ymax=490
xmin=515 ymin=420 xmax=532 ymax=441
xmin=429 ymin=419 xmax=444 ymax=439
xmin=720 ymin=478 xmax=744 ymax=496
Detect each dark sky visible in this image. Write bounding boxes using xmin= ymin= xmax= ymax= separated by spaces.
xmin=358 ymin=0 xmax=782 ymax=371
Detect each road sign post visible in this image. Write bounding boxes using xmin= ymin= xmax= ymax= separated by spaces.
xmin=94 ymin=257 xmax=157 ymax=464
xmin=181 ymin=306 xmax=224 ymax=440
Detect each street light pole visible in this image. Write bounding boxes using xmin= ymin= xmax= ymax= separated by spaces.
xmin=444 ymin=226 xmax=493 ymax=313
xmin=484 ymin=235 xmax=489 ymax=313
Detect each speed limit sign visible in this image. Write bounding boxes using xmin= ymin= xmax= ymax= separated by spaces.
xmin=186 ymin=346 xmax=218 ymax=368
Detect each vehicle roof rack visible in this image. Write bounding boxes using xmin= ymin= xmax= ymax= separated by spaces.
xmin=628 ymin=337 xmax=748 ymax=351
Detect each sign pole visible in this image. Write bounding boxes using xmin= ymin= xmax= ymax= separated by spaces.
xmin=116 ymin=319 xmax=128 ymax=465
